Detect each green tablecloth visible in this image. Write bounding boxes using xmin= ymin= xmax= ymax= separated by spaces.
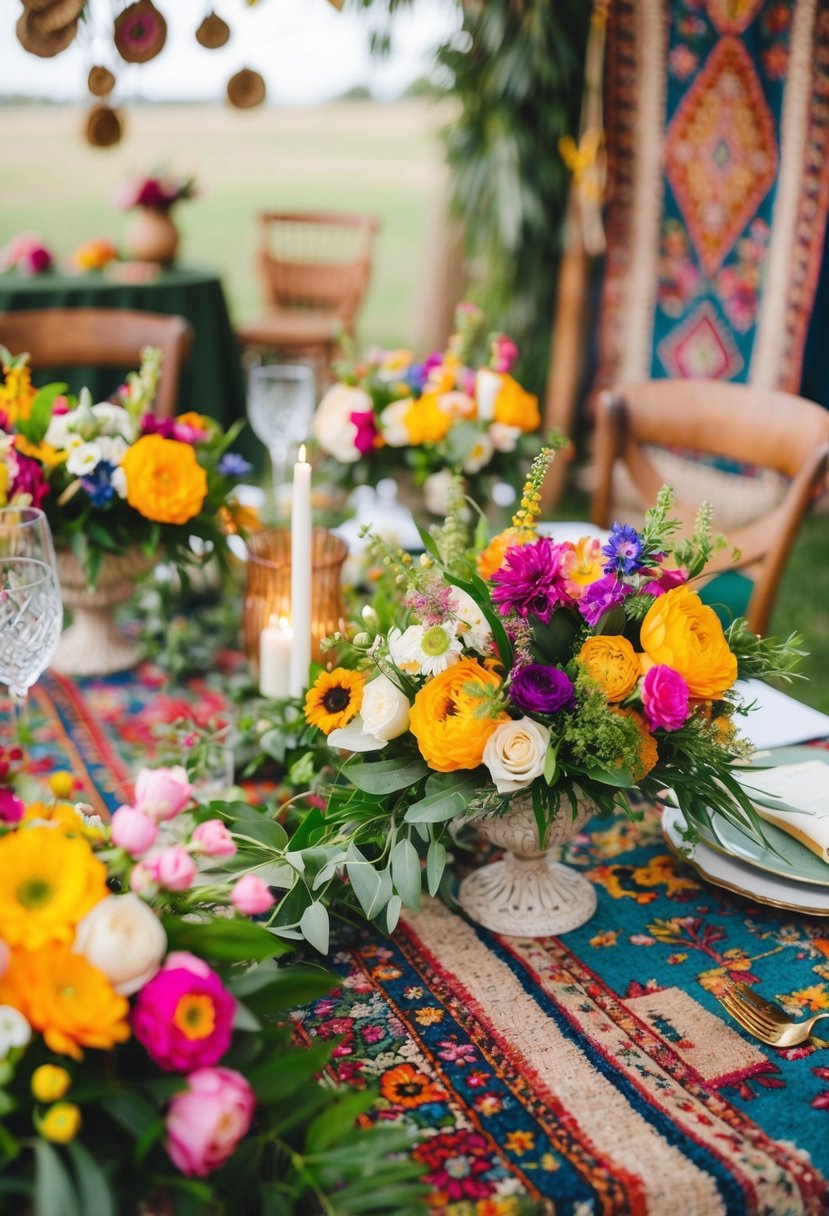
xmin=0 ymin=266 xmax=246 ymax=433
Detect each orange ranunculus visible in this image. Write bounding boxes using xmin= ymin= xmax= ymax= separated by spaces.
xmin=0 ymin=944 xmax=130 ymax=1060
xmin=493 ymin=375 xmax=540 ymax=432
xmin=0 ymin=826 xmax=108 ymax=950
xmin=409 ymin=658 xmax=508 ymax=772
xmin=476 ymin=526 xmax=532 ymax=580
xmin=579 ymin=635 xmax=641 ymax=703
xmin=122 ymin=434 xmax=207 ymax=526
xmin=404 ymin=392 xmax=453 ymax=446
xmin=613 ymin=708 xmax=659 ymax=780
xmin=640 ymin=585 xmax=738 ymax=699
xmin=175 ymin=411 xmax=213 ymax=436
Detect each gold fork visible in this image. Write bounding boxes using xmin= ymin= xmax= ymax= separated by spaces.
xmin=719 ymin=980 xmax=829 ymax=1048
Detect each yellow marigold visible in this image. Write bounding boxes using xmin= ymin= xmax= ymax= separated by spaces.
xmin=493 ymin=375 xmax=541 ymax=432
xmin=122 ymin=434 xmax=208 ymax=526
xmin=614 ymin=708 xmax=659 ymax=780
xmin=476 ymin=526 xmax=532 ymax=580
xmin=0 ymin=944 xmax=130 ymax=1060
xmin=579 ymin=635 xmax=641 ymax=703
xmin=305 ymin=668 xmax=364 ymax=734
xmin=0 ymin=826 xmax=108 ymax=950
xmin=640 ymin=585 xmax=738 ymax=699
xmin=404 ymin=392 xmax=453 ymax=446
xmin=409 ymin=658 xmax=508 ymax=772
xmin=40 ymin=1102 xmax=82 ymax=1144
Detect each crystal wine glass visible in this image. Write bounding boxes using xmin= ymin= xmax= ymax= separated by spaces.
xmin=246 ymin=363 xmax=315 ymax=515
xmin=0 ymin=506 xmax=57 ymax=567
xmin=0 ymin=557 xmax=63 ymax=735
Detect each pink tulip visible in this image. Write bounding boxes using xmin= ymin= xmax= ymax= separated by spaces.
xmin=156 ymin=846 xmax=197 ymax=892
xmin=191 ymin=819 xmax=236 ymax=859
xmin=111 ymin=805 xmax=158 ymax=857
xmin=165 ymin=1067 xmax=255 ymax=1177
xmin=231 ymin=874 xmax=274 ymax=916
xmin=134 ymin=766 xmax=193 ymax=822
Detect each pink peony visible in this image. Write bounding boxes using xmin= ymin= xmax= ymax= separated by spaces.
xmin=191 ymin=819 xmax=236 ymax=859
xmin=231 ymin=874 xmax=275 ymax=916
xmin=642 ymin=664 xmax=690 ymax=732
xmin=134 ymin=766 xmax=193 ymax=822
xmin=155 ymin=845 xmax=197 ymax=892
xmin=0 ymin=788 xmax=25 ymax=824
xmin=165 ymin=1067 xmax=254 ymax=1177
xmin=130 ymin=857 xmax=160 ymax=894
xmin=133 ymin=954 xmax=236 ymax=1072
xmin=110 ymin=805 xmax=158 ymax=857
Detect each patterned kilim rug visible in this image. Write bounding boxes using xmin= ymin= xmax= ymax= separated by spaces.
xmin=597 ymin=0 xmax=829 ymax=395
xmin=6 ymin=670 xmax=829 ymax=1215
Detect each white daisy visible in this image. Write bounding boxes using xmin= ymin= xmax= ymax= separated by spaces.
xmin=389 ymin=622 xmax=462 ymax=677
xmin=449 ymin=586 xmax=492 ymax=655
xmin=66 ymin=442 xmax=103 ymax=477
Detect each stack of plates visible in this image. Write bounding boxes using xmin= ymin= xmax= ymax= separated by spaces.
xmin=662 ymin=746 xmax=829 ymax=915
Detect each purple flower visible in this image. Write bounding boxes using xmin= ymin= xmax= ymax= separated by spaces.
xmin=217 ymin=452 xmax=252 ymax=477
xmin=80 ymin=460 xmax=116 ymax=506
xmin=402 ymin=363 xmax=428 ymax=393
xmin=509 ymin=664 xmax=575 ymax=715
xmin=578 ymin=573 xmax=631 ymax=627
xmin=642 ymin=665 xmax=690 ymax=731
xmin=490 ymin=537 xmax=573 ymax=623
xmin=602 ymin=522 xmax=644 ymax=574
xmin=349 ymin=409 xmax=377 ymax=457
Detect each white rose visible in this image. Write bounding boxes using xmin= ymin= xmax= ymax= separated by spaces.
xmin=73 ymin=893 xmax=167 ymax=995
xmin=489 ymin=422 xmax=521 ymax=453
xmin=423 ymin=468 xmax=454 ymax=516
xmin=475 ymin=368 xmax=503 ymax=422
xmin=379 ymin=398 xmax=413 ymax=447
xmin=0 ymin=1005 xmax=30 ymax=1057
xmin=483 ymin=717 xmax=550 ymax=795
xmin=312 ymin=384 xmax=373 ymax=463
xmin=361 ymin=674 xmax=411 ymax=741
xmin=66 ymin=441 xmax=103 ymax=477
xmin=463 ymin=430 xmax=494 ymax=474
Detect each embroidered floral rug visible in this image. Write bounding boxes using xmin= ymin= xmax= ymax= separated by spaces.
xmin=6 ymin=671 xmax=829 ymax=1215
xmin=597 ymin=0 xmax=829 ymax=397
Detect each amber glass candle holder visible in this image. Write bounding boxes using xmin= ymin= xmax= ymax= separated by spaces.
xmin=243 ymin=527 xmax=348 ymax=670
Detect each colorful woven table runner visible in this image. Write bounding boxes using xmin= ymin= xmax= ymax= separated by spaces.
xmin=6 ymin=670 xmax=829 ymax=1214
xmin=597 ymin=0 xmax=829 ymax=395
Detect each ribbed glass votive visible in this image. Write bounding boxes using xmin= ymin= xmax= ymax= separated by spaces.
xmin=243 ymin=527 xmax=348 ymax=667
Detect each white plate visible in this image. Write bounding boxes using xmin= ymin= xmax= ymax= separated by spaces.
xmin=662 ymin=805 xmax=829 ymax=916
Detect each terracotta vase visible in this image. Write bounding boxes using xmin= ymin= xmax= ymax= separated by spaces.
xmin=458 ymin=790 xmax=598 ymax=936
xmin=53 ymin=548 xmax=156 ymax=676
xmin=125 ymin=207 xmax=180 ymax=264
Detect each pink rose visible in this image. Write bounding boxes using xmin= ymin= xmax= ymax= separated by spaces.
xmin=0 ymin=788 xmax=25 ymax=824
xmin=642 ymin=566 xmax=688 ymax=597
xmin=111 ymin=805 xmax=159 ymax=857
xmin=134 ymin=766 xmax=193 ymax=822
xmin=191 ymin=820 xmax=236 ymax=859
xmin=155 ymin=846 xmax=197 ymax=892
xmin=130 ymin=857 xmax=160 ymax=894
xmin=165 ymin=1067 xmax=254 ymax=1177
xmin=231 ymin=874 xmax=274 ymax=916
xmin=133 ymin=955 xmax=236 ymax=1072
xmin=642 ymin=664 xmax=690 ymax=732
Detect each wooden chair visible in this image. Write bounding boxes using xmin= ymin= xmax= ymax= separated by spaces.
xmin=591 ymin=380 xmax=829 ymax=635
xmin=0 ymin=308 xmax=192 ymax=418
xmin=236 ymin=211 xmax=381 ymax=367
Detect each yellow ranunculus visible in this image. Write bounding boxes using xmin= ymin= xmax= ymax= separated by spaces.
xmin=31 ymin=1064 xmax=71 ymax=1103
xmin=409 ymin=658 xmax=508 ymax=772
xmin=493 ymin=375 xmax=540 ymax=432
xmin=40 ymin=1102 xmax=83 ymax=1144
xmin=640 ymin=585 xmax=738 ymax=699
xmin=579 ymin=635 xmax=641 ymax=703
xmin=122 ymin=434 xmax=207 ymax=526
xmin=0 ymin=827 xmax=108 ymax=950
xmin=404 ymin=392 xmax=453 ymax=446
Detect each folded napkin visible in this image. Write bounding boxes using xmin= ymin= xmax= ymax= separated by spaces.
xmin=735 ymin=761 xmax=829 ymax=862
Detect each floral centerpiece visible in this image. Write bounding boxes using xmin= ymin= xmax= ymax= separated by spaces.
xmin=236 ymin=449 xmax=802 ymax=942
xmin=0 ymin=233 xmax=53 ymax=277
xmin=115 ymin=171 xmax=197 ymax=214
xmin=312 ymin=302 xmax=542 ymax=514
xmin=0 ymin=767 xmax=425 ymax=1214
xmin=117 ymin=171 xmax=196 ymax=264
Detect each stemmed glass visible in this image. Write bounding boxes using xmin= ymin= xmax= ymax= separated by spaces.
xmin=246 ymin=363 xmax=315 ymax=516
xmin=0 ymin=557 xmax=63 ymax=735
xmin=0 ymin=506 xmax=57 ymax=567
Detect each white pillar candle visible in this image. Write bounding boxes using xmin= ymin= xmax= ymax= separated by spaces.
xmin=260 ymin=614 xmax=292 ymax=699
xmin=289 ymin=444 xmax=313 ymax=698
xmin=475 ymin=368 xmax=503 ymax=422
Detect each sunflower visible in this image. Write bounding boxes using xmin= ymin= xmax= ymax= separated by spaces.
xmin=0 ymin=826 xmax=108 ymax=950
xmin=305 ymin=668 xmax=364 ymax=734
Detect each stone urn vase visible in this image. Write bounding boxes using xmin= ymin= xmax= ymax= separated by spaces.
xmin=53 ymin=548 xmax=156 ymax=676
xmin=125 ymin=207 xmax=179 ymax=264
xmin=458 ymin=790 xmax=598 ymax=937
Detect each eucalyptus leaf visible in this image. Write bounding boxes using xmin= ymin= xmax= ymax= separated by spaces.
xmin=34 ymin=1141 xmax=79 ymax=1216
xmin=386 ymin=894 xmax=403 ymax=933
xmin=299 ymin=901 xmax=330 ymax=955
xmin=390 ymin=837 xmax=422 ymax=909
xmin=426 ymin=839 xmax=447 ymax=896
xmin=344 ymin=754 xmax=428 ymax=795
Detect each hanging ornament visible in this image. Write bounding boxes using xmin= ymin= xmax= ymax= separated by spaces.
xmin=88 ymin=66 xmax=117 ymax=97
xmin=227 ymin=68 xmax=266 ymax=109
xmin=196 ymin=11 xmax=230 ymax=49
xmin=114 ymin=0 xmax=167 ymax=64
xmin=85 ymin=103 xmax=124 ymax=148
xmin=16 ymin=0 xmax=83 ymax=58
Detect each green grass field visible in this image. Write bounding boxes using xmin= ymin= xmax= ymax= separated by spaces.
xmin=2 ymin=102 xmax=827 ymax=711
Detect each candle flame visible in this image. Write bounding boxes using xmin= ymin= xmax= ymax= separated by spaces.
xmin=279 ymin=615 xmax=291 ymax=632
xmin=298 ymin=443 xmax=307 ymax=463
